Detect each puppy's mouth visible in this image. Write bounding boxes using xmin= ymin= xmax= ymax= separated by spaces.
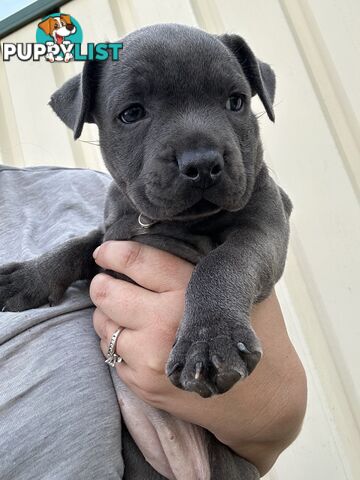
xmin=128 ymin=185 xmax=223 ymax=223
xmin=55 ymin=33 xmax=64 ymax=45
xmin=172 ymin=199 xmax=221 ymax=221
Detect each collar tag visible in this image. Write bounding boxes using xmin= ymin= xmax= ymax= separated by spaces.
xmin=138 ymin=213 xmax=156 ymax=229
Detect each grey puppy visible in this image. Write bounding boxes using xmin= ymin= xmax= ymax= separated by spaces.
xmin=0 ymin=24 xmax=292 ymax=479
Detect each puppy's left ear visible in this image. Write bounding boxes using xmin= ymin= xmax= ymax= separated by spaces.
xmin=49 ymin=60 xmax=98 ymax=139
xmin=218 ymin=34 xmax=276 ymax=122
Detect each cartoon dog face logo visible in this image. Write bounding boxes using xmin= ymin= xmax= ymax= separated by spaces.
xmin=37 ymin=14 xmax=77 ymax=62
xmin=38 ymin=14 xmax=76 ymax=45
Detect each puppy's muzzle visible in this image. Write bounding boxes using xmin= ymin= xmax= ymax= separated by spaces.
xmin=177 ymin=148 xmax=224 ymax=189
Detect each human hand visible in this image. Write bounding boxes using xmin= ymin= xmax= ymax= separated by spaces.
xmin=90 ymin=241 xmax=200 ymax=413
xmin=90 ymin=241 xmax=306 ymax=475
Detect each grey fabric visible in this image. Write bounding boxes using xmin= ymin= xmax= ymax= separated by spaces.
xmin=0 ymin=166 xmax=124 ymax=479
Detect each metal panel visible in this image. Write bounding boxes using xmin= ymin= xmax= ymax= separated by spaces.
xmin=280 ymin=0 xmax=360 ymax=202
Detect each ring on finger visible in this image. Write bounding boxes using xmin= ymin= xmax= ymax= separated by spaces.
xmin=105 ymin=327 xmax=124 ymax=367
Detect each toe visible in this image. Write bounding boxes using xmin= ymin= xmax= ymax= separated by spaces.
xmin=215 ymin=369 xmax=244 ymax=393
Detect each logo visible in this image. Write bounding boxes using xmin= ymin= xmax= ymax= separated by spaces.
xmin=1 ymin=13 xmax=122 ymax=62
xmin=36 ymin=13 xmax=82 ymax=62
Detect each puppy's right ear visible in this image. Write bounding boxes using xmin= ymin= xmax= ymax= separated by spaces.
xmin=49 ymin=60 xmax=98 ymax=140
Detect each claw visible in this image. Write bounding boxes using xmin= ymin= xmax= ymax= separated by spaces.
xmin=195 ymin=361 xmax=203 ymax=380
xmin=237 ymin=342 xmax=251 ymax=354
xmin=211 ymin=354 xmax=223 ymax=370
xmin=232 ymin=366 xmax=247 ymax=378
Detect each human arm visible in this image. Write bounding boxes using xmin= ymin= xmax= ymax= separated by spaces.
xmin=90 ymin=241 xmax=307 ymax=476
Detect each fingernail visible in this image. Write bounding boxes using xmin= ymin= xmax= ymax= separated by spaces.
xmin=93 ymin=246 xmax=100 ymax=259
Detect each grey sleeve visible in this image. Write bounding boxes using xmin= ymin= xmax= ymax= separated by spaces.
xmin=0 ymin=166 xmax=124 ymax=480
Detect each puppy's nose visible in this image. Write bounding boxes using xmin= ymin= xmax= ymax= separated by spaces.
xmin=177 ymin=149 xmax=224 ymax=188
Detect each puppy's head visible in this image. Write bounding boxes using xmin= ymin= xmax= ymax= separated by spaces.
xmin=50 ymin=24 xmax=275 ymax=220
xmin=38 ymin=14 xmax=76 ymax=43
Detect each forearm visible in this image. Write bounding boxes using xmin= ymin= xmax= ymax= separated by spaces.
xmin=217 ymin=369 xmax=306 ymax=477
xmin=206 ymin=291 xmax=307 ymax=475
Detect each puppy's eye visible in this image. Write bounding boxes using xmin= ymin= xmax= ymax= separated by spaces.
xmin=226 ymin=95 xmax=244 ymax=112
xmin=119 ymin=104 xmax=146 ymax=124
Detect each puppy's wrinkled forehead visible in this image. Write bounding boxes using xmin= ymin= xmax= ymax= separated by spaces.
xmin=103 ymin=24 xmax=251 ymax=101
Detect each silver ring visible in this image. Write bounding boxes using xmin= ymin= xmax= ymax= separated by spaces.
xmin=105 ymin=327 xmax=124 ymax=367
xmin=138 ymin=213 xmax=156 ymax=229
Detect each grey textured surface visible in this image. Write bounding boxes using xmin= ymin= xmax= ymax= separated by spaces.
xmin=0 ymin=166 xmax=124 ymax=479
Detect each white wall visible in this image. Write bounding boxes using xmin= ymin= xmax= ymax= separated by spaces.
xmin=1 ymin=1 xmax=359 ymax=478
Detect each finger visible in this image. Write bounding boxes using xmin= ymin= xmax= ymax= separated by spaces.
xmin=99 ymin=337 xmax=126 ymax=361
xmin=100 ymin=338 xmax=142 ymax=389
xmin=93 ymin=241 xmax=193 ymax=292
xmin=93 ymin=307 xmax=116 ymax=340
xmin=99 ymin=327 xmax=143 ymax=368
xmin=96 ymin=316 xmax=130 ymax=365
xmin=90 ymin=273 xmax=161 ymax=330
xmin=97 ymin=310 xmax=172 ymax=374
xmin=94 ymin=309 xmax=126 ymax=356
xmin=100 ymin=336 xmax=171 ymax=406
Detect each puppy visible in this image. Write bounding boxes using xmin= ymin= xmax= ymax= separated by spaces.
xmin=0 ymin=24 xmax=292 ymax=479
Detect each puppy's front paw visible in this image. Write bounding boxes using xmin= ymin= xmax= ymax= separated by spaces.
xmin=166 ymin=324 xmax=262 ymax=398
xmin=0 ymin=260 xmax=65 ymax=312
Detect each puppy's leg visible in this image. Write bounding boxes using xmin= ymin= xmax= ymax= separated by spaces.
xmin=167 ymin=173 xmax=291 ymax=397
xmin=123 ymin=422 xmax=259 ymax=480
xmin=0 ymin=229 xmax=102 ymax=312
xmin=208 ymin=434 xmax=260 ymax=480
xmin=122 ymin=422 xmax=168 ymax=480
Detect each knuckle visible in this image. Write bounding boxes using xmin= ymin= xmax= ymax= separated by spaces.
xmin=145 ymin=354 xmax=167 ymax=378
xmin=146 ymin=361 xmax=163 ymax=378
xmin=97 ymin=241 xmax=113 ymax=264
xmin=121 ymin=242 xmax=142 ymax=269
xmin=90 ymin=274 xmax=110 ymax=306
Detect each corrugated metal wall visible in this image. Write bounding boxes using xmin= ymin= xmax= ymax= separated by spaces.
xmin=1 ymin=1 xmax=359 ymax=478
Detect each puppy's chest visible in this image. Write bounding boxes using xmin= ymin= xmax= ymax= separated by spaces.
xmin=104 ymin=212 xmax=222 ymax=264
